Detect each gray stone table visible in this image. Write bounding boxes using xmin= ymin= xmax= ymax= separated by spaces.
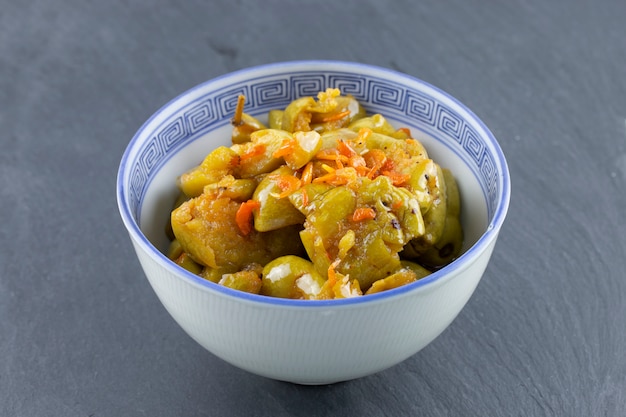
xmin=1 ymin=1 xmax=625 ymax=416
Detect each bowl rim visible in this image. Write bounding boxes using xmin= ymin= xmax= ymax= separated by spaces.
xmin=117 ymin=60 xmax=511 ymax=308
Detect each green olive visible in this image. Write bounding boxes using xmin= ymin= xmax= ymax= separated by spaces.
xmin=233 ymin=129 xmax=292 ymax=178
xmin=400 ymin=260 xmax=432 ymax=279
xmin=252 ymin=166 xmax=305 ymax=232
xmin=419 ymin=163 xmax=448 ymax=245
xmin=232 ymin=113 xmax=267 ymax=144
xmin=177 ymin=146 xmax=239 ymax=197
xmin=442 ymin=168 xmax=461 ymax=218
xmin=173 ymin=252 xmax=203 ymax=274
xmin=282 ymin=96 xmax=316 ymax=133
xmin=268 ymin=109 xmax=284 ymax=130
xmin=219 ymin=269 xmax=263 ymax=294
xmin=261 ymin=256 xmax=326 ymax=299
xmin=365 ymin=269 xmax=418 ymax=295
xmin=203 ymin=175 xmax=257 ymax=202
xmin=414 ymin=215 xmax=463 ymax=269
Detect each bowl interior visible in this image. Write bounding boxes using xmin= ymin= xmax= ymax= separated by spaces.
xmin=118 ymin=61 xmax=509 ymax=295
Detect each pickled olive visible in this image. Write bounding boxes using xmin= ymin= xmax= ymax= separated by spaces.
xmin=219 ymin=269 xmax=263 ymax=294
xmin=337 ymin=232 xmax=403 ymax=290
xmin=400 ymin=260 xmax=432 ymax=279
xmin=409 ymin=163 xmax=447 ymax=250
xmin=233 ymin=129 xmax=292 ymax=178
xmin=166 ymin=193 xmax=191 ymax=240
xmin=281 ymin=96 xmax=316 ymax=133
xmin=167 ymin=239 xmax=184 ymax=260
xmin=348 ymin=114 xmax=408 ymax=139
xmin=231 ymin=95 xmax=267 ymax=144
xmin=277 ymin=130 xmax=323 ymax=170
xmin=365 ymin=269 xmax=418 ymax=295
xmin=299 ymin=228 xmax=331 ymax=277
xmin=310 ymin=95 xmax=367 ymax=132
xmin=319 ymin=128 xmax=359 ymax=151
xmin=287 ymin=183 xmax=333 ymax=216
xmin=304 ymin=186 xmax=356 ymax=241
xmin=268 ymin=109 xmax=284 ymax=130
xmin=203 ymin=175 xmax=257 ymax=202
xmin=200 ymin=266 xmax=231 ymax=283
xmin=178 ymin=146 xmax=239 ymax=197
xmin=281 ymin=89 xmax=365 ymax=134
xmin=173 ymin=252 xmax=203 ymax=274
xmin=360 ymin=176 xmax=424 ymax=241
xmin=252 ymin=166 xmax=305 ymax=232
xmin=442 ymin=168 xmax=461 ymax=218
xmin=407 ymin=159 xmax=438 ymax=211
xmin=261 ymin=256 xmax=325 ymax=299
xmin=170 ymin=195 xmax=303 ymax=270
xmin=414 ymin=215 xmax=463 ymax=269
xmin=232 ymin=114 xmax=267 ymax=144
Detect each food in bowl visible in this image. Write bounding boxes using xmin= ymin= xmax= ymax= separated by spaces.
xmin=166 ymin=88 xmax=464 ymax=299
xmin=117 ymin=61 xmax=510 ymax=384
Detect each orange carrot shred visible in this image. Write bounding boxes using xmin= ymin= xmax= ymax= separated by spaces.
xmin=349 ymin=155 xmax=366 ymax=169
xmin=275 ymin=175 xmax=301 ymax=198
xmin=236 ymin=200 xmax=260 ymax=236
xmin=272 ymin=138 xmax=296 ymax=159
xmin=392 ymin=199 xmax=404 ymax=210
xmin=337 ymin=139 xmax=357 ymax=157
xmin=240 ymin=143 xmax=266 ymax=161
xmin=300 ymin=188 xmax=309 ymax=207
xmin=318 ymin=109 xmax=351 ymax=123
xmin=382 ymin=170 xmax=410 ymax=186
xmin=398 ymin=127 xmax=411 ymax=137
xmin=229 ymin=155 xmax=241 ymax=167
xmin=352 ymin=207 xmax=376 ymax=222
xmin=301 ymin=162 xmax=314 ymax=185
xmin=327 ymin=260 xmax=341 ymax=287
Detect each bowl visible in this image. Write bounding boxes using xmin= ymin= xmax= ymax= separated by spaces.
xmin=117 ymin=60 xmax=510 ymax=384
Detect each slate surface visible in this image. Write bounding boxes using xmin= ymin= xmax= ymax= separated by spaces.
xmin=1 ymin=1 xmax=625 ymax=416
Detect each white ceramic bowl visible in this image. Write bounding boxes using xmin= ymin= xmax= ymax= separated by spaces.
xmin=117 ymin=61 xmax=510 ymax=384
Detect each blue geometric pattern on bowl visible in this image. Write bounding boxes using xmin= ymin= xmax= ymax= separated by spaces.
xmin=127 ymin=70 xmax=499 ymax=221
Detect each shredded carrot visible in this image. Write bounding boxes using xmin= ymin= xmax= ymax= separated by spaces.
xmin=240 ymin=143 xmax=267 ymax=161
xmin=300 ymin=188 xmax=309 ymax=207
xmin=398 ymin=127 xmax=411 ymax=137
xmin=316 ymin=149 xmax=349 ymax=162
xmin=355 ymin=165 xmax=371 ymax=177
xmin=405 ymin=138 xmax=417 ymax=145
xmin=392 ymin=199 xmax=404 ymax=210
xmin=301 ymin=162 xmax=314 ymax=185
xmin=382 ymin=170 xmax=410 ymax=186
xmin=313 ymin=167 xmax=357 ymax=186
xmin=313 ymin=171 xmax=340 ymax=184
xmin=352 ymin=207 xmax=376 ymax=222
xmin=363 ymin=149 xmax=387 ymax=179
xmin=337 ymin=139 xmax=357 ymax=157
xmin=317 ymin=109 xmax=351 ymax=123
xmin=356 ymin=127 xmax=372 ymax=143
xmin=327 ymin=260 xmax=341 ymax=287
xmin=229 ymin=155 xmax=241 ymax=167
xmin=275 ymin=175 xmax=302 ymax=198
xmin=348 ymin=154 xmax=366 ymax=169
xmin=235 ymin=200 xmax=260 ymax=236
xmin=272 ymin=138 xmax=297 ymax=159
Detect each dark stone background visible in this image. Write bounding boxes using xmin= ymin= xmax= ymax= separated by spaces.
xmin=1 ymin=1 xmax=624 ymax=415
